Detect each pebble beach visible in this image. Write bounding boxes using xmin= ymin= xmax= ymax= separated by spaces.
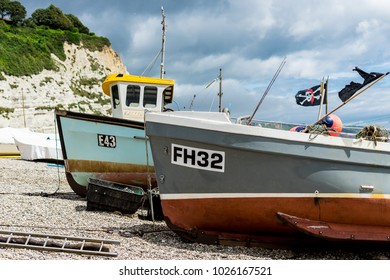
xmin=0 ymin=157 xmax=389 ymax=260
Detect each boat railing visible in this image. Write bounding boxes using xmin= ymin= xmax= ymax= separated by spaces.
xmin=233 ymin=116 xmax=382 ymax=140
xmin=234 ymin=116 xmax=299 ymax=131
xmin=235 ymin=115 xmax=251 ymax=125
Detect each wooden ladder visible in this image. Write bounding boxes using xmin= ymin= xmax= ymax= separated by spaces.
xmin=0 ymin=230 xmax=120 ymax=257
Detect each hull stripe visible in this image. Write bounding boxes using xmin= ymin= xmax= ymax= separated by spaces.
xmin=160 ymin=192 xmax=390 ymax=200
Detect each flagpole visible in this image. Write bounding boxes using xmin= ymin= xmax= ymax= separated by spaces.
xmin=304 ymin=72 xmax=388 ymax=132
xmin=325 ymin=76 xmax=329 ymax=114
xmin=317 ymin=77 xmax=325 ymax=121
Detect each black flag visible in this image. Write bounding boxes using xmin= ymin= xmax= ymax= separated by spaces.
xmin=338 ymin=67 xmax=384 ymax=102
xmin=295 ymin=84 xmax=326 ymax=106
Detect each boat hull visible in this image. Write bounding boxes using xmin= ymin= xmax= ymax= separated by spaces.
xmin=0 ymin=143 xmax=20 ymax=157
xmin=160 ymin=196 xmax=390 ymax=246
xmin=56 ymin=110 xmax=155 ymax=196
xmin=145 ymin=111 xmax=390 ymax=246
xmin=13 ymin=137 xmax=63 ymax=162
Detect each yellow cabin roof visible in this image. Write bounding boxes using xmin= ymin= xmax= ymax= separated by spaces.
xmin=102 ymin=73 xmax=175 ymax=96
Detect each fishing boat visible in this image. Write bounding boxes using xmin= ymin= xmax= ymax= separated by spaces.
xmin=55 ymin=7 xmax=172 ymax=196
xmin=144 ymin=70 xmax=390 ymax=247
xmin=56 ymin=74 xmax=174 ymax=196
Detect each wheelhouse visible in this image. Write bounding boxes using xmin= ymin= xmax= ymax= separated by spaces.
xmin=102 ymin=74 xmax=174 ymax=122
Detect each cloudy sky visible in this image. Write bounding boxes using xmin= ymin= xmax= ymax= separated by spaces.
xmin=19 ymin=0 xmax=390 ymax=128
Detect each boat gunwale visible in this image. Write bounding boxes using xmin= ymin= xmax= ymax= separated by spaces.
xmin=145 ymin=111 xmax=390 ymax=153
xmin=55 ymin=109 xmax=145 ymax=130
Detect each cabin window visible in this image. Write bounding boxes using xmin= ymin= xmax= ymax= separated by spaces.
xmin=126 ymin=85 xmax=141 ymax=107
xmin=143 ymin=86 xmax=158 ymax=108
xmin=112 ymin=85 xmax=120 ymax=109
xmin=163 ymin=86 xmax=173 ymax=105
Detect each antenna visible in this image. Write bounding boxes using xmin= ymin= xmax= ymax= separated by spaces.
xmin=189 ymin=76 xmax=218 ymax=111
xmin=247 ymin=57 xmax=286 ymax=125
xmin=160 ymin=6 xmax=166 ymax=79
xmin=218 ymin=68 xmax=223 ymax=112
xmin=206 ymin=79 xmax=217 ymax=88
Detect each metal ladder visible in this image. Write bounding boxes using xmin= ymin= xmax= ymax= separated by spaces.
xmin=0 ymin=230 xmax=120 ymax=257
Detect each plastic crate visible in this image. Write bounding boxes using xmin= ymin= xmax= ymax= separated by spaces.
xmin=86 ymin=178 xmax=145 ymax=214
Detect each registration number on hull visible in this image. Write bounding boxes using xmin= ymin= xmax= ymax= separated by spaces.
xmin=171 ymin=143 xmax=225 ymax=172
xmin=97 ymin=134 xmax=116 ymax=148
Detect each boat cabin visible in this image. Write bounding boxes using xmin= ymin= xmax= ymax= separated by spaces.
xmin=102 ymin=74 xmax=174 ymax=122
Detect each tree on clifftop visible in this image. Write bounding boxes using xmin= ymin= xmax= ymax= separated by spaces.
xmin=0 ymin=0 xmax=26 ymax=24
xmin=0 ymin=0 xmax=10 ymax=19
xmin=31 ymin=4 xmax=73 ymax=31
xmin=66 ymin=13 xmax=89 ymax=34
xmin=31 ymin=4 xmax=90 ymax=34
xmin=8 ymin=1 xmax=25 ymax=23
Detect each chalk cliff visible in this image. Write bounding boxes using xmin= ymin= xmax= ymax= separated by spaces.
xmin=0 ymin=42 xmax=127 ymax=132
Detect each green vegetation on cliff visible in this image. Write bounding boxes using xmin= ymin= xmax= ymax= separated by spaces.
xmin=0 ymin=2 xmax=111 ymax=76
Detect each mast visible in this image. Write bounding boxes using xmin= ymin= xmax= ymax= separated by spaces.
xmin=160 ymin=6 xmax=166 ymax=79
xmin=21 ymin=89 xmax=26 ymax=128
xmin=218 ymin=68 xmax=223 ymax=112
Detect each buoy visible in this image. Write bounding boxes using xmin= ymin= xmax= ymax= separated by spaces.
xmin=290 ymin=125 xmax=306 ymax=132
xmin=321 ymin=114 xmax=342 ymax=136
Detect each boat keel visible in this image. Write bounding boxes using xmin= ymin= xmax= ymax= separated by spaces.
xmin=163 ymin=217 xmax=315 ymax=249
xmin=277 ymin=212 xmax=390 ymax=243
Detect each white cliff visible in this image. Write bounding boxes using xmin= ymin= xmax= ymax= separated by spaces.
xmin=0 ymin=42 xmax=127 ymax=132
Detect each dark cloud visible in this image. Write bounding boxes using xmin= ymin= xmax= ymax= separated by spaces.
xmin=18 ymin=0 xmax=390 ymax=127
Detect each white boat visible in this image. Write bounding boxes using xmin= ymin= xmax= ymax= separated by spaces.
xmin=12 ymin=129 xmax=63 ymax=162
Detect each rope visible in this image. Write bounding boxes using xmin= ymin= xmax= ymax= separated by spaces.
xmin=141 ymin=49 xmax=162 ymax=76
xmin=143 ymin=110 xmax=155 ymax=224
xmin=306 ymin=124 xmax=331 ymax=136
xmin=355 ymin=125 xmax=389 ymax=145
xmin=53 ymin=113 xmax=61 ymax=194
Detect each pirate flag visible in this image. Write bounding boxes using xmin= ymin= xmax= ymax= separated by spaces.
xmin=295 ymin=84 xmax=326 ymax=106
xmin=338 ymin=67 xmax=384 ymax=102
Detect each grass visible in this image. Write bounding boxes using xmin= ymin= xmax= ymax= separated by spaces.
xmin=0 ymin=106 xmax=15 ymax=119
xmin=0 ymin=22 xmax=111 ymax=76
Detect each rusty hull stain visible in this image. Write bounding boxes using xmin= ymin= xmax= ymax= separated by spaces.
xmin=66 ymin=159 xmax=155 ymax=173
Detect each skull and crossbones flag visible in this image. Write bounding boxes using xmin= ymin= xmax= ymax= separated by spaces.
xmin=295 ymin=84 xmax=326 ymax=106
xmin=338 ymin=67 xmax=384 ymax=102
